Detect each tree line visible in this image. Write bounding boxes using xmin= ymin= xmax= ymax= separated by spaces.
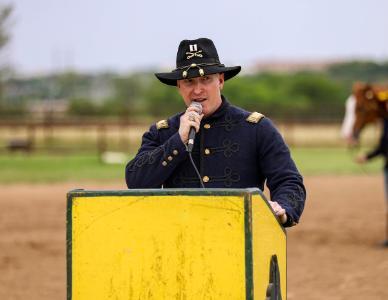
xmin=2 ymin=60 xmax=388 ymax=122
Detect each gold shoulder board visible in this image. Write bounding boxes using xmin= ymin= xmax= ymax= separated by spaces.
xmin=156 ymin=119 xmax=169 ymax=130
xmin=246 ymin=112 xmax=265 ymax=123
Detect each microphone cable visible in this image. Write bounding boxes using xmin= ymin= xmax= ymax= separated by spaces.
xmin=188 ymin=151 xmax=205 ymax=188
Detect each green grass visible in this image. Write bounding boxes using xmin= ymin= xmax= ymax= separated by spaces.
xmin=0 ymin=147 xmax=383 ymax=183
xmin=0 ymin=153 xmax=128 ymax=183
xmin=291 ymin=147 xmax=382 ymax=175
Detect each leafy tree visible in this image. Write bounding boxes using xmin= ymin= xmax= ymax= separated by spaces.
xmin=285 ymin=72 xmax=347 ymax=119
xmin=68 ymin=98 xmax=102 ymax=116
xmin=0 ymin=4 xmax=11 ymax=53
xmin=0 ymin=4 xmax=12 ymax=107
xmin=144 ymin=79 xmax=185 ymax=118
xmin=112 ymin=73 xmax=151 ymax=118
xmin=327 ymin=61 xmax=388 ymax=84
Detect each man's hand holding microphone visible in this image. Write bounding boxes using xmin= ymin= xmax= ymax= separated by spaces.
xmin=179 ymin=102 xmax=204 ymax=151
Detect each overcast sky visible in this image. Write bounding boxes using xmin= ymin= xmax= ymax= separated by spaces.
xmin=3 ymin=0 xmax=388 ymax=74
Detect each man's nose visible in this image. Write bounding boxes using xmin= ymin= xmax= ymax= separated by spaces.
xmin=193 ymin=81 xmax=203 ymax=94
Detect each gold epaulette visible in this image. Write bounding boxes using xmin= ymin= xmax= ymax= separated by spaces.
xmin=156 ymin=119 xmax=169 ymax=130
xmin=246 ymin=112 xmax=265 ymax=123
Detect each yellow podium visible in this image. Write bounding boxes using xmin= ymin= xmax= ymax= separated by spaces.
xmin=67 ymin=188 xmax=286 ymax=300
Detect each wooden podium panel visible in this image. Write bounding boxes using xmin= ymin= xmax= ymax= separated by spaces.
xmin=67 ymin=189 xmax=286 ymax=300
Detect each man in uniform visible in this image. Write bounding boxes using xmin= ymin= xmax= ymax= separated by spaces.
xmin=125 ymin=38 xmax=306 ymax=227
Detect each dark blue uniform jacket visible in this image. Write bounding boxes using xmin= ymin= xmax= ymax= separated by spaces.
xmin=126 ymin=97 xmax=306 ymax=227
xmin=367 ymin=118 xmax=388 ymax=169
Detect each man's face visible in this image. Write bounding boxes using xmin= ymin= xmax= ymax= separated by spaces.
xmin=177 ymin=73 xmax=225 ymax=117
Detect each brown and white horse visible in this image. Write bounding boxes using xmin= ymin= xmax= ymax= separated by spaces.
xmin=341 ymin=82 xmax=388 ymax=145
xmin=341 ymin=82 xmax=388 ymax=246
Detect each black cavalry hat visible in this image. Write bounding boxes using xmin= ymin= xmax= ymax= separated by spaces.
xmin=155 ymin=38 xmax=241 ymax=86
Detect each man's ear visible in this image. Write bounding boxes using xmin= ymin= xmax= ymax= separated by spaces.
xmin=219 ymin=73 xmax=225 ymax=90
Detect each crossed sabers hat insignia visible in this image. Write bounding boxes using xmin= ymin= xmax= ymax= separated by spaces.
xmin=186 ymin=50 xmax=203 ymax=59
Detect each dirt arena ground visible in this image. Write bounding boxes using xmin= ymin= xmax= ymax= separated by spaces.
xmin=1 ymin=175 xmax=387 ymax=300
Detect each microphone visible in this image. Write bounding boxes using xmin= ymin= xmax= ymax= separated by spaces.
xmin=187 ymin=101 xmax=202 ymax=153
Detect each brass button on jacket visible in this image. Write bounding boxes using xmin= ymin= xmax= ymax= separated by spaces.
xmin=202 ymin=176 xmax=210 ymax=183
xmin=204 ymin=148 xmax=211 ymax=155
xmin=204 ymin=124 xmax=211 ymax=129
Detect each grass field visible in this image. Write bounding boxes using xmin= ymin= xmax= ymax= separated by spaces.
xmin=0 ymin=147 xmax=383 ymax=183
xmin=292 ymin=147 xmax=382 ymax=175
xmin=0 ymin=153 xmax=127 ymax=183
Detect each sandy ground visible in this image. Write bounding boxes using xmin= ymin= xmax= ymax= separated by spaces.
xmin=0 ymin=175 xmax=387 ymax=300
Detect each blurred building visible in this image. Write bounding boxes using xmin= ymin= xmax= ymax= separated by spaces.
xmin=249 ymin=59 xmax=343 ymax=74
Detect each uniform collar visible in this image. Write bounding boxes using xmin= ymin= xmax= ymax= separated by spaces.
xmin=204 ymin=95 xmax=230 ymax=120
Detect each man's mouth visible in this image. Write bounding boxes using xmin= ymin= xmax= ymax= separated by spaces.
xmin=192 ymin=98 xmax=206 ymax=103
